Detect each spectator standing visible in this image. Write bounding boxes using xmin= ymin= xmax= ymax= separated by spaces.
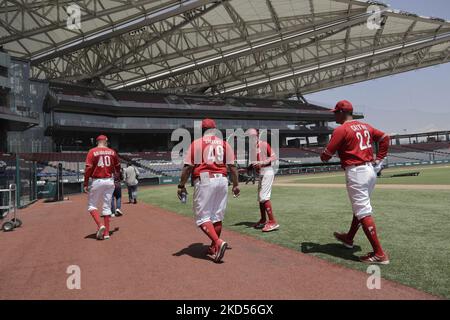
xmin=123 ymin=163 xmax=139 ymax=204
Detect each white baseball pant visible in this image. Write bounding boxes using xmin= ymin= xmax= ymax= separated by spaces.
xmin=193 ymin=174 xmax=228 ymax=226
xmin=88 ymin=178 xmax=115 ymax=216
xmin=258 ymin=166 xmax=274 ymax=203
xmin=345 ymin=163 xmax=377 ymax=220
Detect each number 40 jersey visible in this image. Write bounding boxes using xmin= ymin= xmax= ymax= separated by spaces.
xmin=322 ymin=120 xmax=389 ymax=168
xmin=84 ymin=147 xmax=121 ymax=188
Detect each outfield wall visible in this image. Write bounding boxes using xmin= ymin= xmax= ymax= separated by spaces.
xmin=388 ymin=159 xmax=450 ymax=167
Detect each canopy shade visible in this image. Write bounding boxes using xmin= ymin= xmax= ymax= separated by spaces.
xmin=1 ymin=0 xmax=449 ymax=98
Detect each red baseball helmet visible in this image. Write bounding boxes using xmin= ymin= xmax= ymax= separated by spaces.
xmin=331 ymin=100 xmax=353 ymax=113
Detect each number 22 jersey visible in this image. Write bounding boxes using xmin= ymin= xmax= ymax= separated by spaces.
xmin=322 ymin=120 xmax=389 ymax=168
xmin=84 ymin=147 xmax=120 ymax=187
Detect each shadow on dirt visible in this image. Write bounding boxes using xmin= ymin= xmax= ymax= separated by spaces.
xmin=84 ymin=227 xmax=120 ymax=239
xmin=173 ymin=242 xmax=215 ymax=262
xmin=300 ymin=242 xmax=362 ymax=262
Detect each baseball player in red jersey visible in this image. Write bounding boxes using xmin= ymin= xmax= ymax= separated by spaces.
xmin=321 ymin=100 xmax=390 ymax=264
xmin=84 ymin=135 xmax=121 ymax=240
xmin=178 ymin=119 xmax=240 ymax=263
xmin=247 ymin=128 xmax=279 ymax=232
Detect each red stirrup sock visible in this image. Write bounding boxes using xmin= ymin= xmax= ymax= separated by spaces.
xmin=259 ymin=202 xmax=266 ymax=222
xmin=103 ymin=216 xmax=110 ymax=237
xmin=347 ymin=215 xmax=360 ymax=241
xmin=213 ymin=221 xmax=223 ymax=238
xmin=360 ymin=216 xmax=384 ymax=257
xmin=200 ymin=222 xmax=219 ymax=244
xmin=264 ymin=201 xmax=275 ymax=222
xmin=89 ymin=210 xmax=102 ymax=228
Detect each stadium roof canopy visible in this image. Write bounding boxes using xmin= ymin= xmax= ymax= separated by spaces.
xmin=1 ymin=0 xmax=450 ymax=98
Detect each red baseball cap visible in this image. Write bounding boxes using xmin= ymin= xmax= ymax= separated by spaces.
xmin=96 ymin=134 xmax=108 ymax=141
xmin=331 ymin=100 xmax=353 ymax=113
xmin=201 ymin=118 xmax=216 ymax=129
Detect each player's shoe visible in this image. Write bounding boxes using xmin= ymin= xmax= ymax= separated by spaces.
xmin=207 ymin=244 xmax=216 ymax=257
xmin=333 ymin=232 xmax=354 ymax=249
xmin=115 ymin=209 xmax=123 ymax=216
xmin=213 ymin=240 xmax=228 ymax=263
xmin=253 ymin=220 xmax=266 ymax=229
xmin=103 ymin=235 xmax=110 ymax=240
xmin=359 ymin=252 xmax=390 ymax=265
xmin=96 ymin=225 xmax=106 ymax=240
xmin=262 ymin=221 xmax=279 ymax=232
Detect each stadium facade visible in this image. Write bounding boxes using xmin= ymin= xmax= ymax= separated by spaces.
xmin=1 ymin=52 xmax=342 ymax=153
xmin=44 ymin=81 xmax=341 ymax=152
xmin=0 ymin=52 xmax=49 ymax=153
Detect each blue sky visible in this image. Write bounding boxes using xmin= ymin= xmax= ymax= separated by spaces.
xmin=305 ymin=0 xmax=450 ymax=134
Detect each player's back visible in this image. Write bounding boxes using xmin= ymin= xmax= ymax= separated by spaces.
xmin=86 ymin=146 xmax=119 ymax=179
xmin=338 ymin=120 xmax=380 ymax=166
xmin=187 ymin=135 xmax=234 ymax=179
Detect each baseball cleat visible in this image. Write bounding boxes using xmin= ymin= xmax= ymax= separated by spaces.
xmin=262 ymin=221 xmax=279 ymax=232
xmin=207 ymin=245 xmax=215 ymax=257
xmin=103 ymin=235 xmax=110 ymax=240
xmin=214 ymin=240 xmax=228 ymax=263
xmin=359 ymin=252 xmax=390 ymax=265
xmin=253 ymin=220 xmax=267 ymax=229
xmin=96 ymin=225 xmax=106 ymax=240
xmin=333 ymin=232 xmax=354 ymax=249
xmin=115 ymin=209 xmax=123 ymax=216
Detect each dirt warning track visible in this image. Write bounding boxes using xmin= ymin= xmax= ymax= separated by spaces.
xmin=0 ymin=194 xmax=437 ymax=300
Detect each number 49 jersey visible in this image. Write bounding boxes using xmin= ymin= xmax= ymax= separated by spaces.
xmin=184 ymin=135 xmax=235 ymax=180
xmin=84 ymin=147 xmax=120 ymax=187
xmin=323 ymin=120 xmax=389 ymax=168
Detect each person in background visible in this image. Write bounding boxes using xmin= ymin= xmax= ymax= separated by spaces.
xmin=111 ymin=167 xmax=123 ymax=216
xmin=245 ymin=165 xmax=256 ymax=185
xmin=124 ymin=162 xmax=139 ymax=204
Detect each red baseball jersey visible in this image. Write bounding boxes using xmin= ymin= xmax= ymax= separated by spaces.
xmin=84 ymin=147 xmax=121 ymax=187
xmin=250 ymin=140 xmax=277 ymax=173
xmin=184 ymin=135 xmax=235 ymax=179
xmin=256 ymin=140 xmax=277 ymax=164
xmin=321 ymin=120 xmax=389 ymax=168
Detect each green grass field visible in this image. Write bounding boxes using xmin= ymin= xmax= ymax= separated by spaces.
xmin=287 ymin=165 xmax=450 ymax=185
xmin=140 ymin=165 xmax=450 ymax=298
